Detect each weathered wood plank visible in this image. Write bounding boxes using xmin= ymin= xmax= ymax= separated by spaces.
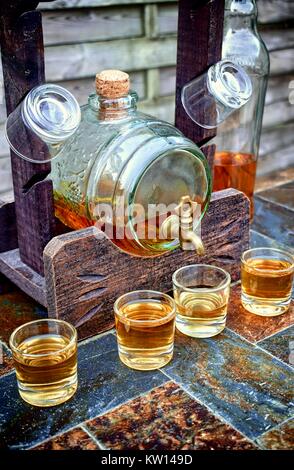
xmin=44 ymin=37 xmax=176 ymax=81
xmin=0 ymin=156 xmax=12 ymax=192
xmin=0 ymin=189 xmax=13 ymax=200
xmin=158 ymin=3 xmax=177 ymax=36
xmin=1 ymin=67 xmax=293 ymax=127
xmin=255 ymin=166 xmax=294 ymax=193
xmin=0 ymin=7 xmax=56 ymax=275
xmin=1 ymin=88 xmax=293 ymax=160
xmin=144 ymin=88 xmax=294 ymax=129
xmin=0 ymin=39 xmax=293 ymax=103
xmin=0 ymin=198 xmax=17 ymax=253
xmin=44 ymin=188 xmax=249 ymax=339
xmin=253 ymin=181 xmax=294 ymax=248
xmin=139 ymin=95 xmax=175 ymax=122
xmin=266 ymin=74 xmax=294 ymax=105
xmin=40 ymin=0 xmax=176 ymax=9
xmin=61 ymin=71 xmax=146 ymax=101
xmin=263 ymin=97 xmax=294 ymax=127
xmin=39 ymin=0 xmax=294 ymax=24
xmin=0 ymin=178 xmax=12 ymax=195
xmin=257 ymin=143 xmax=294 ymax=176
xmin=159 ymin=66 xmax=176 ymax=96
xmin=0 ymin=39 xmax=176 ymax=83
xmin=0 ymin=71 xmax=146 ymax=124
xmin=158 ymin=70 xmax=294 ymax=105
xmin=260 ymin=123 xmax=294 ymax=159
xmin=157 ymin=3 xmax=294 ymax=43
xmin=269 ymin=49 xmax=294 ymax=75
xmin=258 ymin=123 xmax=294 ymax=175
xmin=0 ymin=132 xmax=9 ymax=159
xmin=0 ymin=249 xmax=46 ymax=305
xmin=261 ymin=29 xmax=294 ymax=52
xmin=42 ymin=6 xmax=143 ymax=46
xmin=257 ymin=0 xmax=294 ymax=24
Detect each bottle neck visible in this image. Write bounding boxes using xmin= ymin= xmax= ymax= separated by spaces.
xmin=88 ymin=91 xmax=138 ymax=121
xmin=224 ymin=0 xmax=258 ymax=32
xmin=226 ymin=15 xmax=256 ymax=30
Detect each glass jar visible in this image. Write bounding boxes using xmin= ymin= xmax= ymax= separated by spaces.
xmin=50 ymin=71 xmax=211 ymax=257
xmin=212 ymin=0 xmax=270 ymax=218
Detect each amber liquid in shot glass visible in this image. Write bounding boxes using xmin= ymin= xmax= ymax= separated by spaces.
xmin=10 ymin=319 xmax=77 ymax=407
xmin=173 ymin=265 xmax=231 ymax=338
xmin=241 ymin=248 xmax=294 ymax=316
xmin=114 ymin=291 xmax=176 ymax=370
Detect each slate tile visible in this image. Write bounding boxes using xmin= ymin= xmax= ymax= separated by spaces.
xmin=250 ymin=230 xmax=294 ymax=254
xmin=256 ymin=419 xmax=294 ymax=450
xmin=0 ymin=333 xmax=167 ymax=449
xmin=255 ymin=169 xmax=294 ymax=194
xmin=253 ymin=195 xmax=294 ymax=248
xmin=0 ymin=275 xmax=17 ymax=295
xmin=32 ymin=427 xmax=99 ymax=450
xmin=227 ymin=285 xmax=293 ymax=342
xmin=0 ymin=290 xmax=47 ymax=345
xmin=258 ymin=326 xmax=294 ymax=366
xmin=164 ymin=329 xmax=294 ymax=439
xmin=86 ymin=382 xmax=257 ymax=450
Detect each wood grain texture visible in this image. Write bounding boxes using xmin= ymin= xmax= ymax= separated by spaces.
xmin=175 ymin=0 xmax=225 ymax=147
xmin=43 ymin=189 xmax=249 ymax=339
xmin=0 ymin=249 xmax=46 ymax=306
xmin=0 ymin=5 xmax=56 ymax=274
xmin=39 ymin=0 xmax=294 ymax=24
xmin=201 ymin=144 xmax=215 ymax=174
xmin=257 ymin=0 xmax=294 ymax=24
xmin=43 ymin=37 xmax=176 ymax=81
xmin=0 ymin=198 xmax=18 ymax=253
xmin=42 ymin=6 xmax=143 ymax=45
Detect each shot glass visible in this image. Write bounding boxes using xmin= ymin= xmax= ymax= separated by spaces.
xmin=9 ymin=319 xmax=78 ymax=407
xmin=173 ymin=264 xmax=231 ymax=338
xmin=114 ymin=290 xmax=176 ymax=370
xmin=181 ymin=59 xmax=252 ymax=129
xmin=241 ymin=247 xmax=294 ymax=316
xmin=5 ymin=84 xmax=80 ymax=164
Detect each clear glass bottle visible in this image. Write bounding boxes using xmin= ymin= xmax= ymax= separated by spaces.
xmin=212 ymin=0 xmax=270 ymax=218
xmin=50 ymin=70 xmax=211 ymax=257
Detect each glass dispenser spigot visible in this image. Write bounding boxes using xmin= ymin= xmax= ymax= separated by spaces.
xmin=160 ymin=196 xmax=205 ymax=255
xmin=5 ymin=84 xmax=81 ymax=163
xmin=181 ymin=59 xmax=252 ymax=129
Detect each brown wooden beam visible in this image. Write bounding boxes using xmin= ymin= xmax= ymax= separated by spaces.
xmin=0 ymin=2 xmax=56 ymax=275
xmin=175 ymin=0 xmax=225 ymax=147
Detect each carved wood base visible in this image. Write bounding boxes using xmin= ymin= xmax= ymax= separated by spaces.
xmin=0 ymin=189 xmax=249 ymax=340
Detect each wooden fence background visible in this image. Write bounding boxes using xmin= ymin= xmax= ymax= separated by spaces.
xmin=0 ymin=0 xmax=293 ymax=198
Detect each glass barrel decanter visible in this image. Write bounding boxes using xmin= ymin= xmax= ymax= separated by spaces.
xmin=50 ymin=70 xmax=211 ymax=257
xmin=212 ymin=0 xmax=270 ymax=218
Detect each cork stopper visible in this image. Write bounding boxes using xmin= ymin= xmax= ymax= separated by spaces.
xmin=95 ymin=70 xmax=130 ymax=98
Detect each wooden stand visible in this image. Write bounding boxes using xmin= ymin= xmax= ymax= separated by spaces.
xmin=0 ymin=0 xmax=250 ymax=340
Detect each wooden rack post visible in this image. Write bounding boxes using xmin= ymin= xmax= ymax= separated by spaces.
xmin=0 ymin=1 xmax=56 ymax=275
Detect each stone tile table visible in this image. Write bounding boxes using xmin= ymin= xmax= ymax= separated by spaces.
xmin=0 ymin=180 xmax=293 ymax=450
